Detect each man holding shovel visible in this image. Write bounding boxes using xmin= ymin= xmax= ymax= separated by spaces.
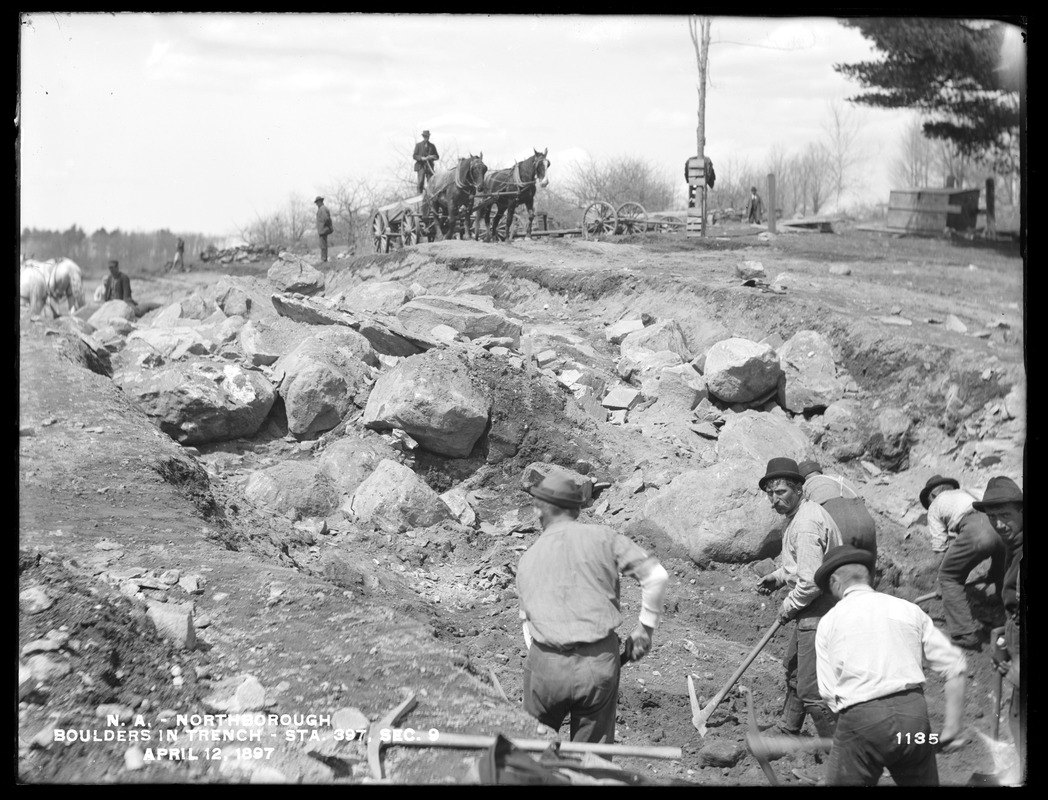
xmin=754 ymin=457 xmax=843 ymax=742
xmin=516 ymin=471 xmax=669 ymax=745
xmin=814 ymin=545 xmax=968 ymax=785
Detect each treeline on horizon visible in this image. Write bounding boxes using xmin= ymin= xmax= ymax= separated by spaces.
xmin=20 ymin=226 xmax=227 ymax=277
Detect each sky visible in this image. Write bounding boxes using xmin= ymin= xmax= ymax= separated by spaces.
xmin=17 ymin=13 xmax=1024 ymax=238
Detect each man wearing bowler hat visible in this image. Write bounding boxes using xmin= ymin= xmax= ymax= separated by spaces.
xmin=754 ymin=457 xmax=843 ymax=742
xmin=973 ymin=476 xmax=1024 ymax=782
xmin=815 ymin=545 xmax=967 ymax=785
xmin=413 ymin=130 xmax=439 ymax=195
xmin=919 ymin=474 xmax=1007 ymax=649
xmin=515 ymin=469 xmax=669 ymax=744
xmin=315 ymin=196 xmax=333 ymax=263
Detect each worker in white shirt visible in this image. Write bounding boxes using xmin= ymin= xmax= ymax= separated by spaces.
xmin=919 ymin=475 xmax=1007 ymax=649
xmin=815 ymin=545 xmax=967 ymax=786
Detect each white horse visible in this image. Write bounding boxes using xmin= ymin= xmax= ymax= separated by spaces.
xmin=20 ymin=257 xmax=86 ymax=316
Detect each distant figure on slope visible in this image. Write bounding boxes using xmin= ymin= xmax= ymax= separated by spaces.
xmin=173 ymin=237 xmax=185 ymax=272
xmin=747 ymin=186 xmax=764 ymax=224
xmin=315 ymin=196 xmax=333 ymax=263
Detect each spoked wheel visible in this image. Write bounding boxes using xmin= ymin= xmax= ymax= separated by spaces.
xmin=582 ymin=201 xmax=618 ymax=239
xmin=658 ymin=215 xmax=685 ymax=234
xmin=492 ymin=215 xmax=523 ymax=242
xmin=616 ymin=202 xmax=648 ymax=234
xmin=401 ymin=211 xmax=420 ymax=247
xmin=371 ymin=212 xmax=390 ymax=253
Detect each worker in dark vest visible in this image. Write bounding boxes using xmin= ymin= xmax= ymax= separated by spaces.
xmin=799 ymin=460 xmax=878 ymax=562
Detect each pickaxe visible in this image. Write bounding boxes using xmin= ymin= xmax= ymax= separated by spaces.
xmin=688 ymin=620 xmax=781 ymax=736
xmin=741 ymin=685 xmax=832 ymax=786
xmin=367 ymin=692 xmax=683 ymax=779
xmin=914 ymin=591 xmax=941 ymax=606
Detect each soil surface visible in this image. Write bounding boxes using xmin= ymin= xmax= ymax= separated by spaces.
xmin=19 ymin=221 xmax=1026 ymax=786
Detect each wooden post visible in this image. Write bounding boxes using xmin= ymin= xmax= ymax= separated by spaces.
xmin=985 ymin=177 xmax=996 ymax=239
xmin=767 ymin=174 xmax=776 ymax=234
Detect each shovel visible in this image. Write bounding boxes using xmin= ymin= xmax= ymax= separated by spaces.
xmin=689 ymin=620 xmax=781 ymax=736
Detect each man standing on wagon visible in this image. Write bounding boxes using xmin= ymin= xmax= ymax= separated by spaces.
xmin=413 ymin=130 xmax=439 ymax=195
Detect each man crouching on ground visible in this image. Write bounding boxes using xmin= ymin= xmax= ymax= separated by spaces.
xmin=516 ymin=471 xmax=669 ymax=744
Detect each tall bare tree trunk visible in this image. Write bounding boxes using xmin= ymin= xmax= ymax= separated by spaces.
xmin=689 ymin=16 xmax=711 ymax=237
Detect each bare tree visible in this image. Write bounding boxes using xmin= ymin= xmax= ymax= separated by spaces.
xmin=764 ymin=144 xmax=792 ymax=217
xmin=566 ymin=155 xmax=676 ymax=212
xmin=822 ymin=98 xmax=867 ymax=208
xmin=891 ymin=114 xmax=936 ymax=189
xmin=688 ymin=15 xmax=712 ymax=235
xmin=799 ymin=143 xmax=831 ymax=215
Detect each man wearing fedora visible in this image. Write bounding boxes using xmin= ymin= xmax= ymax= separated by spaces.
xmin=755 ymin=457 xmax=843 ymax=742
xmin=315 ymin=196 xmax=334 ymax=263
xmin=815 ymin=545 xmax=967 ymax=785
xmin=515 ymin=470 xmax=669 ymax=744
xmin=413 ymin=130 xmax=439 ymax=195
xmin=919 ymin=474 xmax=1007 ymax=649
xmin=798 ymin=460 xmax=878 ymax=562
xmin=973 ymin=476 xmax=1024 ymax=782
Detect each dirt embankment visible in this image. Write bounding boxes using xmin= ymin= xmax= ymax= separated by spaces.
xmin=20 ymin=227 xmax=1025 ymax=785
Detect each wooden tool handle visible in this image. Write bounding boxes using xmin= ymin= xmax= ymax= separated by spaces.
xmin=381 ymin=730 xmax=681 ymax=760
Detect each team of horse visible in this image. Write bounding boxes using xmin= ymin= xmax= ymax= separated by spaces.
xmin=19 ymin=257 xmax=86 ymax=317
xmin=421 ymin=147 xmax=551 ymax=243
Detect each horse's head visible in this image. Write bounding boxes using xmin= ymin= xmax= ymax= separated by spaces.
xmin=533 ymin=148 xmax=550 ymax=188
xmin=466 ymin=152 xmax=487 ymax=191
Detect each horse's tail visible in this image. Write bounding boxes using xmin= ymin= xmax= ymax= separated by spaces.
xmin=20 ymin=267 xmax=48 ymax=316
xmin=67 ymin=261 xmax=86 ymax=311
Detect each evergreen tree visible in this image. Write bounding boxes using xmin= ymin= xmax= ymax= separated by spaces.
xmin=834 ymin=18 xmax=1023 ymax=174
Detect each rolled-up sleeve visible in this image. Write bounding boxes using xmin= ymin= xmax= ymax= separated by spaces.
xmin=615 ymin=536 xmax=668 ymax=629
xmin=783 ymin=519 xmax=829 ymax=615
xmin=926 ymin=505 xmax=949 ymax=554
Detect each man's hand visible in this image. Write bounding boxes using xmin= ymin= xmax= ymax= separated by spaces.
xmin=778 ymin=604 xmax=797 ymax=625
xmin=626 ymin=623 xmax=654 ymax=662
xmin=756 ymin=574 xmax=780 ymax=595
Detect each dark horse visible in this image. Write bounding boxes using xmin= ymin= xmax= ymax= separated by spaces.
xmin=425 ymin=153 xmax=487 ymax=241
xmin=473 ymin=149 xmax=550 ymax=242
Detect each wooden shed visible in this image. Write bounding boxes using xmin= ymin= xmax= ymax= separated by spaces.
xmin=886 ymin=187 xmax=981 ymax=235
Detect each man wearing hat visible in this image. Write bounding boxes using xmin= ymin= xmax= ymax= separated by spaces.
xmin=315 ymin=196 xmax=334 ymax=263
xmin=814 ymin=545 xmax=967 ymax=785
xmin=413 ymin=130 xmax=439 ymax=195
xmin=798 ymin=460 xmax=877 ymax=562
xmin=746 ymin=185 xmax=764 ymax=224
xmin=973 ymin=476 xmax=1024 ymax=782
xmin=515 ymin=469 xmax=669 ymax=744
xmin=102 ymin=259 xmax=134 ymax=304
xmin=754 ymin=457 xmax=843 ymax=741
xmin=919 ymin=474 xmax=1007 ymax=649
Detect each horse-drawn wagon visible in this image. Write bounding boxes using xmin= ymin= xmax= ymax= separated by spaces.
xmin=579 ymin=201 xmax=687 ymax=239
xmin=369 ymin=149 xmax=552 ymax=251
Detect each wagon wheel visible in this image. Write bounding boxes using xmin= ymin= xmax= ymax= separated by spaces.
xmin=582 ymin=201 xmax=618 ymax=239
xmin=371 ymin=212 xmax=390 ymax=253
xmin=657 ymin=215 xmax=685 ymax=234
xmin=616 ymin=202 xmax=648 ymax=235
xmin=401 ymin=211 xmax=420 ymax=247
xmin=492 ymin=215 xmax=524 ymax=242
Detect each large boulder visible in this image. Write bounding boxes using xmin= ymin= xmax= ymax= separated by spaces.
xmin=244 ymin=462 xmax=340 ymax=519
xmin=273 ymin=329 xmax=377 ymax=439
xmin=362 ymin=349 xmax=492 ymax=458
xmin=642 ymin=459 xmax=785 ymax=564
xmin=337 ymin=281 xmax=414 ymax=315
xmin=865 ymin=406 xmax=913 ymax=471
xmin=88 ymin=300 xmax=137 ymax=328
xmin=617 ymin=349 xmax=683 ymax=384
xmin=238 ymin=321 xmax=284 ymax=367
xmin=347 ymin=459 xmax=451 ymax=533
xmin=778 ymin=330 xmax=845 ymax=413
xmin=214 ymin=281 xmax=252 ymax=317
xmin=396 ymin=295 xmax=523 ymax=347
xmin=126 ymin=327 xmax=212 ymax=361
xmin=716 ymin=408 xmax=814 ymax=465
xmin=267 ymin=253 xmax=325 ymax=295
xmin=316 ymin=434 xmax=401 ymax=497
xmin=704 ymin=338 xmax=784 ymax=404
xmin=113 ymin=360 xmax=275 ymax=445
xmin=639 ymin=364 xmax=706 ymax=411
xmin=619 ymin=318 xmax=691 ymax=362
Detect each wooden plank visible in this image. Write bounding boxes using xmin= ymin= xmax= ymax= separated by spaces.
xmin=889 ymin=203 xmax=963 ymax=214
xmin=886 ymin=210 xmax=950 ymax=231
